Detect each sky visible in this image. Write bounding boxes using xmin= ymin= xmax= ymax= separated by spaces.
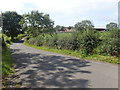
xmin=0 ymin=0 xmax=119 ymax=28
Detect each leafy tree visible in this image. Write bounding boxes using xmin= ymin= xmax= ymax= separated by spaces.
xmin=19 ymin=15 xmax=27 ymax=34
xmin=74 ymin=20 xmax=94 ymax=31
xmin=68 ymin=26 xmax=73 ymax=30
xmin=55 ymin=25 xmax=61 ymax=31
xmin=106 ymin=22 xmax=118 ymax=30
xmin=3 ymin=11 xmax=22 ymax=39
xmin=20 ymin=10 xmax=54 ymax=37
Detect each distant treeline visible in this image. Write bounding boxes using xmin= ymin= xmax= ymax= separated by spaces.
xmin=1 ymin=10 xmax=119 ymax=40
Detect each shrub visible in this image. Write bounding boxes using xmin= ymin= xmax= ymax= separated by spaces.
xmin=47 ymin=35 xmax=58 ymax=48
xmin=34 ymin=35 xmax=44 ymax=46
xmin=28 ymin=38 xmax=36 ymax=45
xmin=99 ymin=29 xmax=120 ymax=56
xmin=47 ymin=32 xmax=82 ymax=50
xmin=66 ymin=31 xmax=82 ymax=50
xmin=43 ymin=34 xmax=52 ymax=45
xmin=28 ymin=35 xmax=45 ymax=46
xmin=57 ymin=35 xmax=70 ymax=49
xmin=80 ymin=30 xmax=100 ymax=55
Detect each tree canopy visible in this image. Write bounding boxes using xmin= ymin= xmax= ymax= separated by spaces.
xmin=20 ymin=10 xmax=54 ymax=36
xmin=106 ymin=22 xmax=118 ymax=30
xmin=3 ymin=11 xmax=22 ymax=39
xmin=74 ymin=20 xmax=94 ymax=31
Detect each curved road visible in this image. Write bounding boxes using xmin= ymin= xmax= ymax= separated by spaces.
xmin=10 ymin=41 xmax=118 ymax=88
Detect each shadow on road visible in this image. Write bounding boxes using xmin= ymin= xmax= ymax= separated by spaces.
xmin=12 ymin=40 xmax=24 ymax=44
xmin=10 ymin=47 xmax=92 ymax=88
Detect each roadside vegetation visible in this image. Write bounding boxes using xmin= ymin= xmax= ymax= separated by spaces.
xmin=22 ymin=11 xmax=120 ymax=64
xmin=1 ymin=33 xmax=26 ymax=88
xmin=1 ymin=10 xmax=120 ymax=79
xmin=2 ymin=34 xmax=26 ymax=75
xmin=1 ymin=34 xmax=12 ymax=75
xmin=24 ymin=28 xmax=120 ymax=64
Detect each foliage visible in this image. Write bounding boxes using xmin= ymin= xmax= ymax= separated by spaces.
xmin=47 ymin=34 xmax=58 ymax=48
xmin=74 ymin=20 xmax=94 ymax=31
xmin=1 ymin=34 xmax=11 ymax=47
xmin=98 ymin=29 xmax=120 ymax=56
xmin=80 ymin=30 xmax=100 ymax=55
xmin=106 ymin=22 xmax=118 ymax=31
xmin=26 ymin=29 xmax=101 ymax=55
xmin=14 ymin=34 xmax=27 ymax=41
xmin=2 ymin=34 xmax=13 ymax=75
xmin=66 ymin=31 xmax=81 ymax=50
xmin=2 ymin=46 xmax=12 ymax=75
xmin=28 ymin=35 xmax=45 ymax=46
xmin=54 ymin=25 xmax=62 ymax=32
xmin=24 ymin=42 xmax=120 ymax=64
xmin=2 ymin=33 xmax=27 ymax=75
xmin=3 ymin=11 xmax=22 ymax=40
xmin=45 ymin=31 xmax=81 ymax=50
xmin=20 ymin=10 xmax=55 ymax=37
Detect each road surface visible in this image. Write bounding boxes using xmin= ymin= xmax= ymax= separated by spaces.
xmin=10 ymin=41 xmax=118 ymax=88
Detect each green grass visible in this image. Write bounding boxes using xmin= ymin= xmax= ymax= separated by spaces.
xmin=57 ymin=32 xmax=72 ymax=37
xmin=2 ymin=34 xmax=27 ymax=75
xmin=0 ymin=31 xmax=1 ymax=38
xmin=85 ymin=54 xmax=120 ymax=64
xmin=24 ymin=42 xmax=120 ymax=64
xmin=2 ymin=34 xmax=14 ymax=75
xmin=2 ymin=46 xmax=13 ymax=75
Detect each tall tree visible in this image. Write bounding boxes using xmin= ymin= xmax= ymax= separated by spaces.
xmin=106 ymin=22 xmax=118 ymax=30
xmin=19 ymin=15 xmax=27 ymax=34
xmin=3 ymin=11 xmax=22 ymax=39
xmin=74 ymin=20 xmax=94 ymax=31
xmin=20 ymin=10 xmax=54 ymax=36
xmin=55 ymin=25 xmax=61 ymax=31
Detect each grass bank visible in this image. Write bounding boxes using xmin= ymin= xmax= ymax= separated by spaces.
xmin=2 ymin=34 xmax=27 ymax=74
xmin=2 ymin=46 xmax=13 ymax=75
xmin=24 ymin=42 xmax=120 ymax=64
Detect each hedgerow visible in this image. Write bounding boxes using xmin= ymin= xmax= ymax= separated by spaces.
xmin=26 ymin=28 xmax=120 ymax=57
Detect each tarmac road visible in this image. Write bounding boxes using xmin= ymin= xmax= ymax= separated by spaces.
xmin=10 ymin=41 xmax=118 ymax=88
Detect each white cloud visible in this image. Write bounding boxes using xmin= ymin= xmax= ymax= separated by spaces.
xmin=0 ymin=0 xmax=119 ymax=27
xmin=0 ymin=0 xmax=119 ymax=13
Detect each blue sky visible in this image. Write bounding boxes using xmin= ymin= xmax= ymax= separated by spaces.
xmin=0 ymin=0 xmax=119 ymax=28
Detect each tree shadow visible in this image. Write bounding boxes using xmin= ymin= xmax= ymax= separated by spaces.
xmin=10 ymin=47 xmax=92 ymax=88
xmin=13 ymin=40 xmax=24 ymax=43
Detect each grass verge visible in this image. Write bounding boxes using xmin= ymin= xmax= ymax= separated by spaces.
xmin=24 ymin=42 xmax=120 ymax=64
xmin=2 ymin=45 xmax=13 ymax=75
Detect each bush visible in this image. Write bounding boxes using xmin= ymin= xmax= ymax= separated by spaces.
xmin=66 ymin=31 xmax=82 ymax=50
xmin=56 ymin=35 xmax=70 ymax=49
xmin=80 ymin=30 xmax=100 ymax=55
xmin=99 ymin=29 xmax=120 ymax=56
xmin=28 ymin=38 xmax=36 ymax=45
xmin=46 ymin=32 xmax=82 ymax=50
xmin=47 ymin=35 xmax=58 ymax=48
xmin=28 ymin=35 xmax=45 ymax=46
xmin=42 ymin=34 xmax=52 ymax=45
xmin=26 ymin=28 xmax=119 ymax=57
xmin=3 ymin=34 xmax=11 ymax=44
xmin=34 ymin=35 xmax=44 ymax=46
xmin=41 ymin=30 xmax=100 ymax=55
xmin=2 ymin=46 xmax=12 ymax=75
